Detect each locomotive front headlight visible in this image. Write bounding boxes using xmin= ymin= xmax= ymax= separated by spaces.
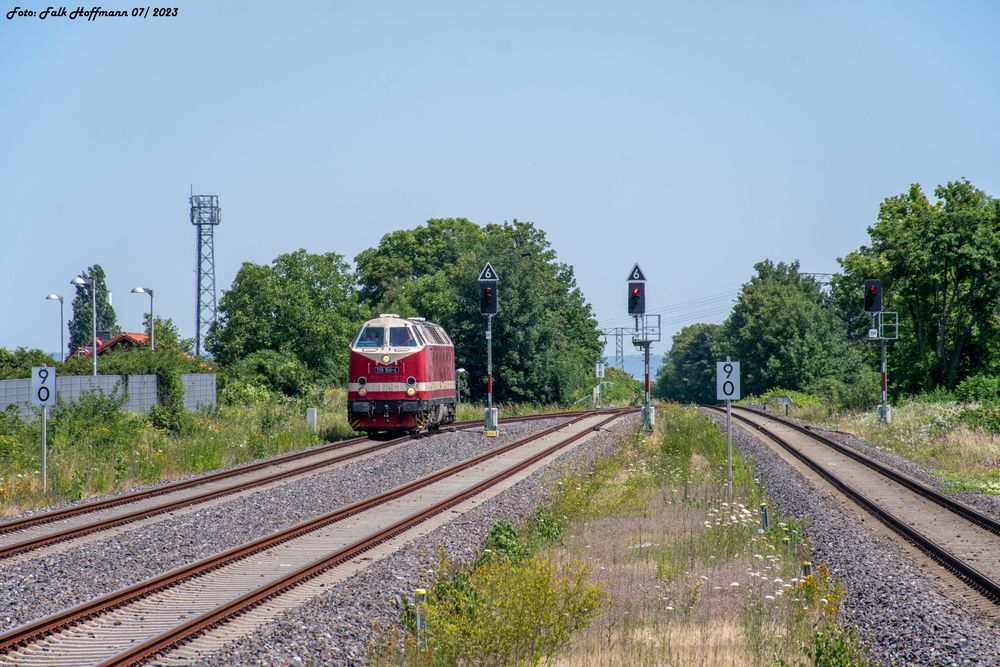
xmin=358 ymin=387 xmax=367 ymax=396
xmin=406 ymin=387 xmax=416 ymax=397
xmin=382 ymin=354 xmax=391 ymax=363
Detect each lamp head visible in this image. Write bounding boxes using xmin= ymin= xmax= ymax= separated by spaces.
xmin=46 ymin=294 xmax=63 ymax=302
xmin=70 ymin=277 xmax=86 ymax=286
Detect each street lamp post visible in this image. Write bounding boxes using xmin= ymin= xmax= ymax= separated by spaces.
xmin=45 ymin=294 xmax=64 ymax=362
xmin=71 ymin=275 xmax=97 ymax=376
xmin=131 ymin=287 xmax=155 ymax=351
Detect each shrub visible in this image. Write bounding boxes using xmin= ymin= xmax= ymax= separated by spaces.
xmin=422 ymin=554 xmax=603 ymax=665
xmin=958 ymin=402 xmax=1000 ymax=434
xmin=955 ymin=374 xmax=1000 ymax=402
xmin=227 ymin=350 xmax=312 ymax=397
xmin=807 ymin=367 xmax=881 ymax=410
xmin=217 ymin=375 xmax=276 ymax=406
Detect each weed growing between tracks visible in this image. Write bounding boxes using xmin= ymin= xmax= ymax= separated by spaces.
xmin=371 ymin=405 xmax=870 ymax=666
xmin=0 ymin=387 xmax=357 ymax=514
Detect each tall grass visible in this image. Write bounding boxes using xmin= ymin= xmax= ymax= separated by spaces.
xmin=370 ymin=404 xmax=870 ymax=666
xmin=822 ymin=399 xmax=1000 ymax=495
xmin=0 ymin=387 xmax=357 ymax=515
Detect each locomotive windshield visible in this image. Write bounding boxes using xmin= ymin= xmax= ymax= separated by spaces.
xmin=356 ymin=326 xmax=385 ymax=347
xmin=389 ymin=326 xmax=417 ymax=347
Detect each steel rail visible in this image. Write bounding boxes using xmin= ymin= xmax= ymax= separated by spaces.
xmin=96 ymin=409 xmax=632 ymax=667
xmin=704 ymin=405 xmax=1000 ymax=603
xmin=0 ymin=409 xmax=633 ymax=655
xmin=729 ymin=405 xmax=1000 ymax=537
xmin=0 ymin=410 xmax=589 ymax=558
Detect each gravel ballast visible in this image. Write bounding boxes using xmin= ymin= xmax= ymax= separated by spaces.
xmin=710 ymin=412 xmax=1000 ymax=667
xmin=0 ymin=418 xmax=579 ymax=633
xmin=188 ymin=414 xmax=640 ymax=666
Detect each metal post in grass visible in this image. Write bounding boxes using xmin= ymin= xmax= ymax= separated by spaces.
xmin=415 ymin=588 xmax=427 ymax=648
xmin=306 ymin=407 xmax=318 ymax=433
xmin=31 ymin=366 xmax=56 ymax=494
xmin=760 ymin=503 xmax=769 ymax=531
xmin=716 ymin=357 xmax=740 ymax=498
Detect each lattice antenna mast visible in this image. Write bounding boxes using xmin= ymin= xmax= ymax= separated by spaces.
xmin=190 ymin=193 xmax=221 ymax=356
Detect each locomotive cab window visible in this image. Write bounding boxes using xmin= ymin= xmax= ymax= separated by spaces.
xmin=356 ymin=326 xmax=385 ymax=347
xmin=389 ymin=326 xmax=417 ymax=347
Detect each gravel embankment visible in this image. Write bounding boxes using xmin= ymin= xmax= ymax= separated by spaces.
xmin=0 ymin=418 xmax=579 ymax=632
xmin=190 ymin=414 xmax=640 ymax=666
xmin=712 ymin=412 xmax=1000 ymax=667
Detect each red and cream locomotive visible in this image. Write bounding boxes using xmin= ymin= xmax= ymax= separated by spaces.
xmin=347 ymin=314 xmax=457 ymax=433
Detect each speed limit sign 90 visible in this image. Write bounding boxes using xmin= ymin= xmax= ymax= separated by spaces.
xmin=716 ymin=361 xmax=740 ymax=401
xmin=31 ymin=366 xmax=57 ymax=407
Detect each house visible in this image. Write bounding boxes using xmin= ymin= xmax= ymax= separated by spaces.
xmin=70 ymin=332 xmax=149 ymax=358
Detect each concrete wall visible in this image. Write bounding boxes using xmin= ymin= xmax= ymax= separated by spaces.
xmin=0 ymin=374 xmax=216 ymax=414
xmin=181 ymin=374 xmax=216 ymax=412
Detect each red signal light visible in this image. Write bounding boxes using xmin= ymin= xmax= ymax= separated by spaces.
xmin=632 ymin=287 xmax=640 ymax=296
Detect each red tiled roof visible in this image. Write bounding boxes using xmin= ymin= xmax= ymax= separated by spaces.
xmin=70 ymin=332 xmax=149 ymax=358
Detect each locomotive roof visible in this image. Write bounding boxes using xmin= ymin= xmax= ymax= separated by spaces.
xmin=354 ymin=315 xmax=453 ymax=348
xmin=362 ymin=315 xmax=443 ymax=328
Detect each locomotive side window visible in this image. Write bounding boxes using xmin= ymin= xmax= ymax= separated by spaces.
xmin=357 ymin=326 xmax=385 ymax=347
xmin=389 ymin=326 xmax=417 ymax=347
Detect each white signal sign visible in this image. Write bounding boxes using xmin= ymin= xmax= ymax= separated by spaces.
xmin=627 ymin=263 xmax=647 ymax=282
xmin=716 ymin=361 xmax=740 ymax=401
xmin=31 ymin=366 xmax=57 ymax=406
xmin=478 ymin=263 xmax=499 ymax=281
xmin=596 ymin=362 xmax=605 ymax=378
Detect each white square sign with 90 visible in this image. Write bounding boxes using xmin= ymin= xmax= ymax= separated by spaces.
xmin=716 ymin=361 xmax=740 ymax=401
xmin=31 ymin=366 xmax=56 ymax=406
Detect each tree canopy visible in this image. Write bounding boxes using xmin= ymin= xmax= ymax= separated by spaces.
xmin=355 ymin=219 xmax=603 ymax=404
xmin=653 ymin=323 xmax=720 ymax=404
xmin=206 ymin=249 xmax=365 ymax=383
xmin=0 ymin=347 xmax=59 ymax=380
xmin=68 ymin=264 xmax=118 ymax=354
xmin=715 ymin=260 xmax=863 ymax=397
xmin=833 ymin=179 xmax=1000 ymax=391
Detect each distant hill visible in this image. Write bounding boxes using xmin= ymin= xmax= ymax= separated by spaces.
xmin=603 ymin=354 xmax=664 ymax=380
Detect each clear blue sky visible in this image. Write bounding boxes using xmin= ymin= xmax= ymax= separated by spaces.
xmin=3 ymin=1 xmax=999 ymax=356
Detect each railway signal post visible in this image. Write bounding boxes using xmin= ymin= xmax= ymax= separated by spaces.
xmin=627 ymin=264 xmax=659 ymax=432
xmin=864 ymin=279 xmax=897 ymax=425
xmin=479 ymin=263 xmax=499 ymax=436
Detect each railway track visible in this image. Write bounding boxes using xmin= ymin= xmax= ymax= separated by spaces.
xmin=0 ymin=408 xmax=634 ymax=666
xmin=704 ymin=404 xmax=1000 ymax=603
xmin=0 ymin=410 xmax=587 ymax=560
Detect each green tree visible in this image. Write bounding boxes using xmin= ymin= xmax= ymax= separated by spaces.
xmin=653 ymin=323 xmax=720 ymax=404
xmin=141 ymin=314 xmax=194 ymax=354
xmin=355 ymin=219 xmax=603 ymax=404
xmin=0 ymin=347 xmax=60 ymax=380
xmin=717 ymin=260 xmax=862 ymax=396
xmin=68 ymin=264 xmax=119 ymax=354
xmin=206 ymin=249 xmax=365 ymax=385
xmin=833 ymin=180 xmax=1000 ymax=391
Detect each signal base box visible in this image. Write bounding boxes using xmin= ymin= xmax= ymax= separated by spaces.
xmin=876 ymin=403 xmax=891 ymax=425
xmin=484 ymin=407 xmax=499 ymax=436
xmin=642 ymin=406 xmax=655 ymax=432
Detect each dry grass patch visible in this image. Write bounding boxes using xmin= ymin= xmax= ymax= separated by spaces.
xmin=821 ymin=399 xmax=1000 ymax=494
